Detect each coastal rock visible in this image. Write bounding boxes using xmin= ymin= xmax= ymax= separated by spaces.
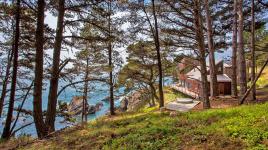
xmin=88 ymin=105 xmax=96 ymax=114
xmin=95 ymin=102 xmax=104 ymax=111
xmin=101 ymin=96 xmax=110 ymax=102
xmin=68 ymin=96 xmax=99 ymax=115
xmin=68 ymin=96 xmax=86 ymax=115
xmin=119 ymin=97 xmax=128 ymax=112
xmin=119 ymin=90 xmax=151 ymax=112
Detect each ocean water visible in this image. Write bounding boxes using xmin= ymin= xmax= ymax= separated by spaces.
xmin=0 ymin=77 xmax=174 ymax=137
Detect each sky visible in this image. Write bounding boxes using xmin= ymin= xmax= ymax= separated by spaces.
xmin=44 ymin=8 xmax=268 ymax=67
xmin=44 ymin=11 xmax=130 ymax=67
xmin=44 ymin=12 xmax=79 ymax=65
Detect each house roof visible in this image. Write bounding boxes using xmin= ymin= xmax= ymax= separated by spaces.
xmin=215 ymin=59 xmax=223 ymax=65
xmin=186 ymin=67 xmax=231 ymax=82
xmin=223 ymin=63 xmax=232 ymax=67
xmin=208 ymin=74 xmax=232 ymax=82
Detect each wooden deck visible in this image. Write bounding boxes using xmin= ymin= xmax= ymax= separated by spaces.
xmin=166 ymin=99 xmax=200 ymax=112
xmin=170 ymin=84 xmax=199 ymax=99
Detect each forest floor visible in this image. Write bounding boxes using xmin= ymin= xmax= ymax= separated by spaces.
xmin=1 ymin=67 xmax=268 ymax=150
xmin=194 ymin=66 xmax=268 ymax=110
xmin=2 ymin=88 xmax=268 ymax=149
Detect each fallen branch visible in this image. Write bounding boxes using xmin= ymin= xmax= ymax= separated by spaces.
xmin=240 ymin=58 xmax=268 ymax=104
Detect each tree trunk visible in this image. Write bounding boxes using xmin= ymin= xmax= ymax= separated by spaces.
xmin=2 ymin=0 xmax=21 ymax=139
xmin=204 ymin=0 xmax=218 ymax=98
xmin=237 ymin=0 xmax=247 ymax=96
xmin=46 ymin=0 xmax=65 ymax=132
xmin=149 ymin=84 xmax=156 ymax=106
xmin=11 ymin=81 xmax=33 ymax=135
xmin=32 ymin=0 xmax=48 ymax=139
xmin=151 ymin=92 xmax=156 ymax=106
xmin=149 ymin=68 xmax=156 ymax=106
xmin=250 ymin=0 xmax=256 ymax=100
xmin=0 ymin=0 xmax=17 ymax=117
xmin=240 ymin=58 xmax=268 ymax=104
xmin=193 ymin=0 xmax=210 ymax=109
xmin=0 ymin=48 xmax=13 ymax=117
xmin=152 ymin=0 xmax=164 ymax=108
xmin=82 ymin=58 xmax=89 ymax=122
xmin=232 ymin=0 xmax=238 ymax=97
xmin=108 ymin=1 xmax=115 ymax=115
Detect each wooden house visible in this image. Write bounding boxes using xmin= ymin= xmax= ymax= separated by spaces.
xmin=177 ymin=58 xmax=232 ymax=97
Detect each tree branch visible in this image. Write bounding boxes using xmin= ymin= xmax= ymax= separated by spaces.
xmin=240 ymin=58 xmax=268 ymax=104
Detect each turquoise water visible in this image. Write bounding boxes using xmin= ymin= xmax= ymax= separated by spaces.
xmin=0 ymin=77 xmax=174 ymax=137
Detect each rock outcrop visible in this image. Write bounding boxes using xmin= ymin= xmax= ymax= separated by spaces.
xmin=119 ymin=90 xmax=151 ymax=112
xmin=68 ymin=96 xmax=104 ymax=115
xmin=95 ymin=102 xmax=104 ymax=111
xmin=68 ymin=96 xmax=86 ymax=115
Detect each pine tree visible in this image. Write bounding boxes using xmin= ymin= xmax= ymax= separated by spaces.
xmin=250 ymin=0 xmax=256 ymax=100
xmin=33 ymin=0 xmax=48 ymax=138
xmin=2 ymin=0 xmax=21 ymax=139
xmin=204 ymin=0 xmax=218 ymax=98
xmin=232 ymin=0 xmax=238 ymax=97
xmin=193 ymin=0 xmax=210 ymax=108
xmin=45 ymin=0 xmax=66 ymax=132
xmin=237 ymin=0 xmax=247 ymax=96
xmin=151 ymin=0 xmax=164 ymax=107
xmin=119 ymin=41 xmax=160 ymax=106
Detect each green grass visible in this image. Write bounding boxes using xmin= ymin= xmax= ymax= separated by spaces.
xmin=256 ymin=67 xmax=268 ymax=88
xmin=138 ymin=87 xmax=189 ymax=112
xmin=17 ymin=102 xmax=268 ymax=150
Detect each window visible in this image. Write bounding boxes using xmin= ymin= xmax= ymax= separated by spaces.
xmin=186 ymin=82 xmax=191 ymax=89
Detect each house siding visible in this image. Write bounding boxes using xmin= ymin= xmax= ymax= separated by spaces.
xmin=177 ymin=58 xmax=232 ymax=96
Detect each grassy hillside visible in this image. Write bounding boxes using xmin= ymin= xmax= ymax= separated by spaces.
xmin=138 ymin=87 xmax=190 ymax=112
xmin=256 ymin=66 xmax=268 ymax=88
xmin=1 ymin=69 xmax=268 ymax=150
xmin=11 ymin=102 xmax=268 ymax=150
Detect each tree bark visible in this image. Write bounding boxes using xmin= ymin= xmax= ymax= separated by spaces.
xmin=32 ymin=0 xmax=48 ymax=139
xmin=204 ymin=0 xmax=218 ymax=98
xmin=149 ymin=68 xmax=156 ymax=106
xmin=193 ymin=0 xmax=210 ymax=109
xmin=2 ymin=0 xmax=21 ymax=139
xmin=0 ymin=48 xmax=13 ymax=117
xmin=46 ymin=0 xmax=65 ymax=132
xmin=250 ymin=0 xmax=256 ymax=100
xmin=149 ymin=84 xmax=156 ymax=106
xmin=237 ymin=0 xmax=247 ymax=96
xmin=232 ymin=0 xmax=238 ymax=97
xmin=152 ymin=0 xmax=164 ymax=108
xmin=108 ymin=1 xmax=115 ymax=115
xmin=82 ymin=58 xmax=89 ymax=122
xmin=0 ymin=0 xmax=17 ymax=117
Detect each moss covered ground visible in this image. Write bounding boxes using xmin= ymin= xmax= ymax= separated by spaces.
xmin=9 ymin=101 xmax=267 ymax=150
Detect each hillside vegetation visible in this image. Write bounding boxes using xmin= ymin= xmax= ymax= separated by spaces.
xmin=10 ymin=102 xmax=268 ymax=150
xmin=256 ymin=66 xmax=268 ymax=88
